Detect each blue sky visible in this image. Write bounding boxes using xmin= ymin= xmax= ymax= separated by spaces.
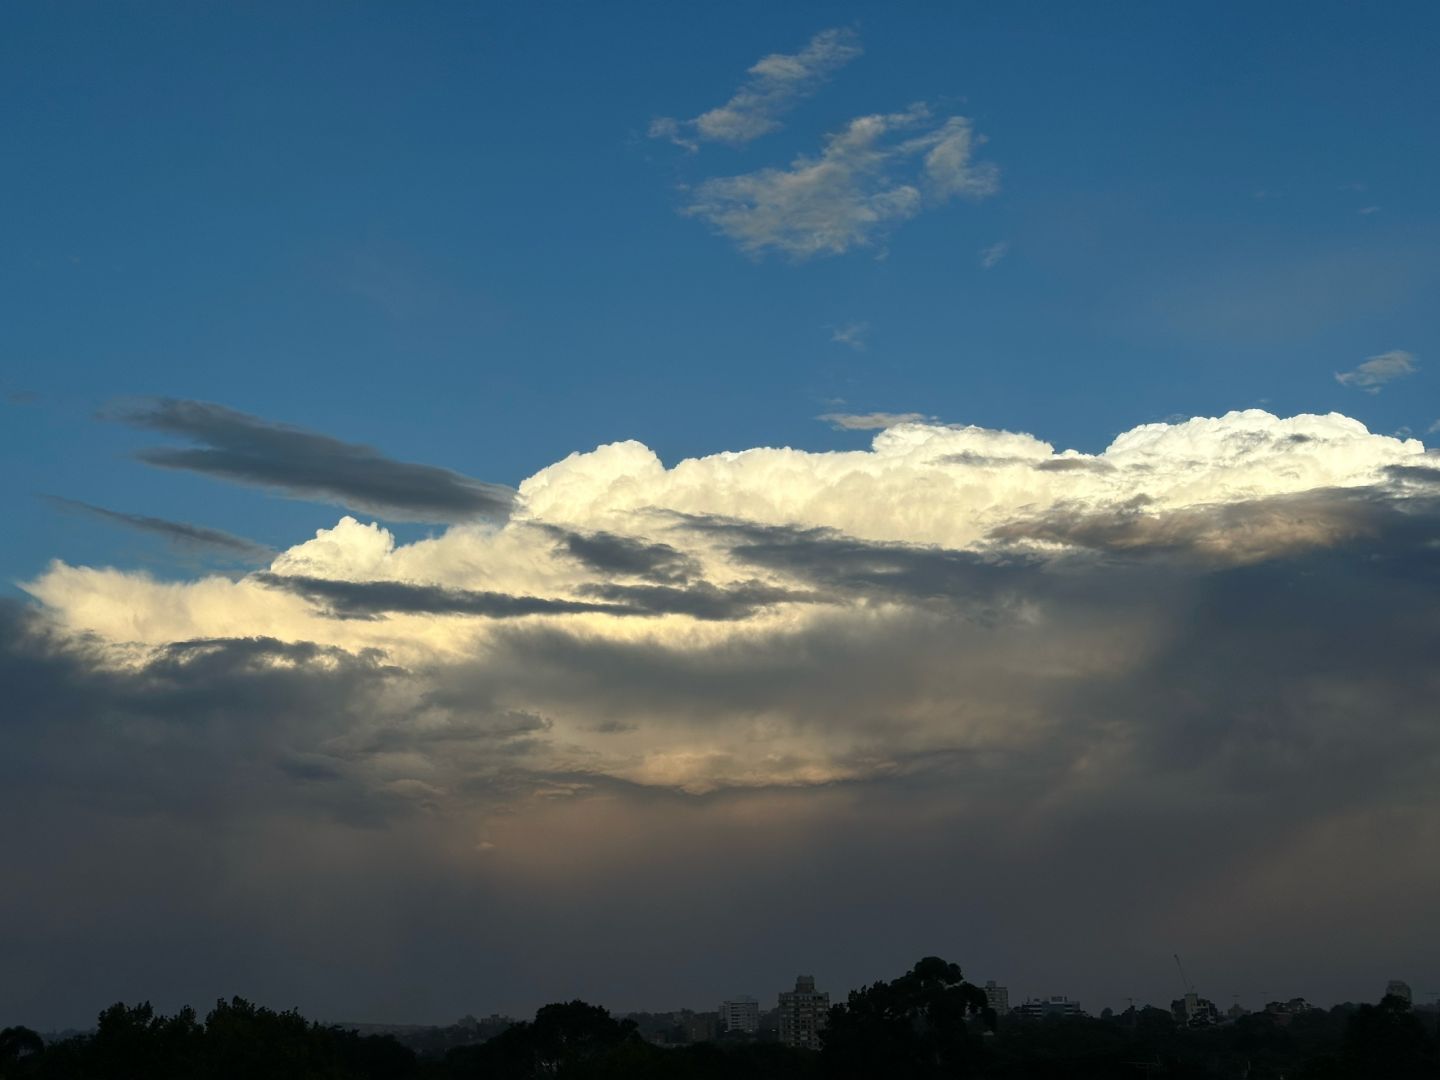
xmin=3 ymin=0 xmax=1437 ymax=585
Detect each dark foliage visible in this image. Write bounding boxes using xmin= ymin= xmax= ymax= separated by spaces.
xmin=445 ymin=1000 xmax=638 ymax=1078
xmin=6 ymin=998 xmax=416 ymax=1080
xmin=821 ymin=956 xmax=990 ymax=1079
xmin=5 ymin=967 xmax=1437 ymax=1079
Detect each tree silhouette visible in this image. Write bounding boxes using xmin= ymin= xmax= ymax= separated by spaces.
xmin=446 ymin=999 xmax=639 ymax=1078
xmin=820 ymin=957 xmax=990 ymax=1079
xmin=0 ymin=1027 xmax=45 ymax=1078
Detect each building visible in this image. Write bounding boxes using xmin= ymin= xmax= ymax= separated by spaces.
xmin=983 ymin=981 xmax=1009 ymax=1015
xmin=680 ymin=1012 xmax=717 ymax=1043
xmin=1263 ymin=998 xmax=1314 ymax=1026
xmin=1387 ymin=980 xmax=1413 ymax=1006
xmin=778 ymin=975 xmax=830 ymax=1050
xmin=719 ymin=996 xmax=760 ymax=1034
xmin=1016 ymin=996 xmax=1084 ymax=1020
xmin=1170 ymin=993 xmax=1220 ymax=1027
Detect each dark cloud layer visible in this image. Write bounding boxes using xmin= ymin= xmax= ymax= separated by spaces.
xmin=6 ymin=484 xmax=1440 ymax=1031
xmin=257 ymin=571 xmax=822 ymax=622
xmin=109 ymin=398 xmax=514 ymax=523
xmin=543 ymin=526 xmax=700 ymax=584
xmin=42 ymin=496 xmax=273 ymax=561
xmin=678 ymin=514 xmax=1038 ymax=611
xmin=990 ymin=487 xmax=1440 ymax=565
xmin=578 ymin=579 xmax=827 ymax=621
xmin=254 ymin=573 xmax=634 ymax=619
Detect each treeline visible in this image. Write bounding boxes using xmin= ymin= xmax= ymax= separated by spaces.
xmin=4 ymin=957 xmax=1438 ymax=1079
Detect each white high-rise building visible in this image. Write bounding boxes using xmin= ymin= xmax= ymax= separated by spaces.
xmin=778 ymin=975 xmax=829 ymax=1051
xmin=719 ymin=996 xmax=760 ymax=1034
xmin=1016 ymin=996 xmax=1084 ymax=1019
xmin=983 ymin=981 xmax=1009 ymax=1014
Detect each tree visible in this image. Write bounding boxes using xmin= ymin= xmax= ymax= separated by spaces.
xmin=820 ymin=957 xmax=990 ymax=1079
xmin=446 ymin=999 xmax=639 ymax=1079
xmin=0 ymin=1027 xmax=45 ymax=1078
xmin=1326 ymin=993 xmax=1438 ymax=1079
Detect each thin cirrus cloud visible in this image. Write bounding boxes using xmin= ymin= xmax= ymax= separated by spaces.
xmin=1334 ymin=349 xmax=1417 ymax=393
xmin=41 ymin=495 xmax=273 ymax=562
xmin=648 ymin=27 xmax=862 ymax=149
xmin=818 ymin=410 xmax=932 ymax=430
xmin=683 ymin=105 xmax=999 ymax=260
xmin=107 ymin=397 xmax=516 ymax=523
xmin=979 ymin=240 xmax=1009 ymax=268
xmin=830 ymin=321 xmax=869 ymax=350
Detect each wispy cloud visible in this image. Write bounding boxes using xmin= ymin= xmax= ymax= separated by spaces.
xmin=830 ymin=321 xmax=869 ymax=351
xmin=42 ymin=496 xmax=274 ymax=562
xmin=684 ymin=105 xmax=999 ymax=260
xmin=257 ymin=572 xmax=817 ymax=623
xmin=542 ymin=526 xmax=700 ymax=585
xmin=107 ymin=398 xmax=515 ymax=523
xmin=650 ymin=28 xmax=862 ymax=150
xmin=1335 ymin=350 xmax=1418 ymax=394
xmin=1358 ymin=205 xmax=1381 ymax=215
xmin=255 ymin=573 xmax=634 ymax=620
xmin=818 ymin=410 xmax=931 ymax=430
xmin=979 ymin=240 xmax=1009 ymax=269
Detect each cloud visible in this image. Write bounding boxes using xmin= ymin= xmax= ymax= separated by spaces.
xmin=29 ymin=407 xmax=1428 ymax=662
xmin=818 ymin=411 xmax=932 ymax=430
xmin=542 ymin=526 xmax=699 ymax=584
xmin=254 ymin=569 xmax=818 ymax=624
xmin=1386 ymin=461 xmax=1440 ymax=488
xmin=254 ymin=573 xmax=637 ymax=620
xmin=108 ymin=398 xmax=515 ymax=522
xmin=682 ymin=105 xmax=999 ymax=260
xmin=830 ymin=321 xmax=869 ymax=351
xmin=12 ymin=408 xmax=1440 ymax=1026
xmin=42 ymin=496 xmax=272 ymax=562
xmin=577 ymin=579 xmax=828 ymax=621
xmin=650 ymin=28 xmax=862 ymax=149
xmin=988 ymin=487 xmax=1410 ymax=565
xmin=1334 ymin=349 xmax=1418 ymax=393
xmin=979 ymin=240 xmax=1009 ymax=269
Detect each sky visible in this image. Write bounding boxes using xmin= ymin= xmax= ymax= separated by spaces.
xmin=3 ymin=0 xmax=1440 ymax=1030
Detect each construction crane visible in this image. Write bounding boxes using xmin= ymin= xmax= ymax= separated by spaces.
xmin=1174 ymin=954 xmax=1195 ymax=996
xmin=1173 ymin=954 xmax=1208 ymax=1026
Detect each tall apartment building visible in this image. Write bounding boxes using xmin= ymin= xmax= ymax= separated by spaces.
xmin=719 ymin=996 xmax=760 ymax=1034
xmin=778 ymin=975 xmax=830 ymax=1051
xmin=1016 ymin=995 xmax=1083 ymax=1019
xmin=983 ymin=981 xmax=1009 ymax=1014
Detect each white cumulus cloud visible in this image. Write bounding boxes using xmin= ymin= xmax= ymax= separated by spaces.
xmin=650 ymin=27 xmax=862 ymax=150
xmin=683 ymin=105 xmax=999 ymax=260
xmin=26 ymin=410 xmax=1427 ymax=673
